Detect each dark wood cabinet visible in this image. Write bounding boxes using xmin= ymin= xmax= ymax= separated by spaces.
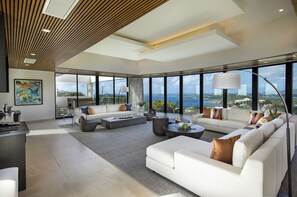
xmin=0 ymin=13 xmax=8 ymax=92
xmin=0 ymin=122 xmax=29 ymax=191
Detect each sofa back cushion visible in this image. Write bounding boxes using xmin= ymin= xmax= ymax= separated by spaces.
xmin=270 ymin=118 xmax=284 ymax=130
xmin=222 ymin=108 xmax=228 ymax=120
xmin=258 ymin=122 xmax=276 ymax=142
xmin=227 ymin=108 xmax=250 ymax=122
xmin=89 ymin=105 xmax=106 ymax=114
xmin=233 ymin=129 xmax=263 ymax=168
xmin=106 ymin=104 xmax=121 ymax=112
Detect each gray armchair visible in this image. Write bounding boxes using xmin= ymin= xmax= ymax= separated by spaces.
xmin=79 ymin=116 xmax=97 ymax=132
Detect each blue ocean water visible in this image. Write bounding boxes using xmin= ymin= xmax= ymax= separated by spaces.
xmin=144 ymin=94 xmax=219 ymax=108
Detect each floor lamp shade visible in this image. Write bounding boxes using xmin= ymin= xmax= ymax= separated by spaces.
xmin=212 ymin=73 xmax=241 ymax=89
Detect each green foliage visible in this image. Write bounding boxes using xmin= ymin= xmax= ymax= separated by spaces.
xmin=57 ymin=89 xmax=84 ymax=97
xmin=152 ymin=100 xmax=164 ymax=112
xmin=152 ymin=100 xmax=179 ymax=113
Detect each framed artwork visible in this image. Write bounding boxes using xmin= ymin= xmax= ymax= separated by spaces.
xmin=14 ymin=79 xmax=43 ymax=106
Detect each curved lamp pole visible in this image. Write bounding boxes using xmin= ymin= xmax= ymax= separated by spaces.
xmin=213 ymin=72 xmax=293 ymax=197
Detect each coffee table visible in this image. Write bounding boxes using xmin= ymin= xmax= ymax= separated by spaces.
xmin=163 ymin=124 xmax=205 ymax=139
xmin=101 ymin=115 xmax=147 ymax=129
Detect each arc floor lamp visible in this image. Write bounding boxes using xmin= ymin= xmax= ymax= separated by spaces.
xmin=213 ymin=72 xmax=293 ymax=197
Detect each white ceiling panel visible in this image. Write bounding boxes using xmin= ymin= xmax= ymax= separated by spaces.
xmin=140 ymin=30 xmax=239 ymax=62
xmin=117 ymin=0 xmax=243 ymax=43
xmin=85 ymin=35 xmax=149 ymax=60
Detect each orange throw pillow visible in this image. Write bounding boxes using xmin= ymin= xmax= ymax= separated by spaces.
xmin=212 ymin=108 xmax=222 ymax=120
xmin=88 ymin=107 xmax=95 ymax=115
xmin=203 ymin=108 xmax=211 ymax=118
xmin=210 ymin=135 xmax=241 ymax=164
xmin=119 ymin=104 xmax=127 ymax=111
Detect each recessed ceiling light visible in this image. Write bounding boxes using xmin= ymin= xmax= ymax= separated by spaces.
xmin=24 ymin=58 xmax=37 ymax=64
xmin=42 ymin=28 xmax=51 ymax=33
xmin=279 ymin=8 xmax=284 ymax=12
xmin=25 ymin=64 xmax=30 ymax=67
xmin=264 ymin=61 xmax=268 ymax=63
xmin=30 ymin=53 xmax=36 ymax=56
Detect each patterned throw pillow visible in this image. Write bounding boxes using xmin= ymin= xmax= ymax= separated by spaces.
xmin=249 ymin=112 xmax=264 ymax=124
xmin=212 ymin=108 xmax=223 ymax=120
xmin=203 ymin=108 xmax=211 ymax=118
xmin=210 ymin=135 xmax=241 ymax=164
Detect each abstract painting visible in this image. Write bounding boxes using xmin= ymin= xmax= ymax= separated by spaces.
xmin=14 ymin=79 xmax=43 ymax=105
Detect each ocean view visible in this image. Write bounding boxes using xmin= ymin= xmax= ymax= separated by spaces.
xmin=144 ymin=94 xmax=223 ymax=108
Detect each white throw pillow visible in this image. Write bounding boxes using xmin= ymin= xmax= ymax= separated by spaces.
xmin=270 ymin=118 xmax=284 ymax=130
xmin=233 ymin=129 xmax=263 ymax=168
xmin=257 ymin=122 xmax=276 ymax=142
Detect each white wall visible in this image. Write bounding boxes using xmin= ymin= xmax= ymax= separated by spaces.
xmin=0 ymin=68 xmax=55 ymax=121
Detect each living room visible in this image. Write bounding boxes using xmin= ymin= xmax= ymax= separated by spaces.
xmin=0 ymin=0 xmax=297 ymax=197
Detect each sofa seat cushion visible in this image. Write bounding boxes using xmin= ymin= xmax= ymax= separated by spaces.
xmin=218 ymin=120 xmax=248 ymax=129
xmin=196 ymin=118 xmax=220 ymax=126
xmin=146 ymin=136 xmax=212 ymax=168
xmin=233 ymin=129 xmax=263 ymax=168
xmin=227 ymin=108 xmax=251 ymax=122
xmin=106 ymin=104 xmax=122 ymax=112
xmin=89 ymin=105 xmax=107 ymax=114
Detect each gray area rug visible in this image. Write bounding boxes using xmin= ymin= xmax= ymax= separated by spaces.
xmin=69 ymin=122 xmax=222 ymax=197
xmin=68 ymin=122 xmax=297 ymax=197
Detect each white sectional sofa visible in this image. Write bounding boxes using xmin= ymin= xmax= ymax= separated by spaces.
xmin=192 ymin=108 xmax=253 ymax=134
xmin=146 ymin=117 xmax=296 ymax=197
xmin=0 ymin=167 xmax=18 ymax=197
xmin=74 ymin=104 xmax=136 ymax=124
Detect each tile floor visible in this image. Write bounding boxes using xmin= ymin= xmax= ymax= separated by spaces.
xmin=20 ymin=119 xmax=157 ymax=197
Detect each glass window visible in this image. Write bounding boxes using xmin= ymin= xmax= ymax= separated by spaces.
xmin=143 ymin=78 xmax=150 ymax=111
xmin=183 ymin=75 xmax=200 ymax=114
xmin=55 ymin=74 xmax=77 ymax=118
xmin=258 ymin=65 xmax=285 ymax=112
xmin=152 ymin=77 xmax=164 ymax=112
xmin=292 ymin=63 xmax=297 ymax=114
xmin=227 ymin=69 xmax=252 ymax=109
xmin=203 ymin=73 xmax=223 ymax=108
xmin=99 ymin=76 xmax=114 ymax=104
xmin=115 ymin=77 xmax=128 ymax=104
xmin=167 ymin=76 xmax=180 ymax=113
xmin=77 ymin=75 xmax=96 ymax=107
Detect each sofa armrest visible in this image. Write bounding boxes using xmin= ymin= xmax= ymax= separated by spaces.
xmin=192 ymin=113 xmax=203 ymax=123
xmin=0 ymin=167 xmax=18 ymax=197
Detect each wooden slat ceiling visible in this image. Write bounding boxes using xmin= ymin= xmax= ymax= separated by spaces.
xmin=0 ymin=0 xmax=167 ymax=71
